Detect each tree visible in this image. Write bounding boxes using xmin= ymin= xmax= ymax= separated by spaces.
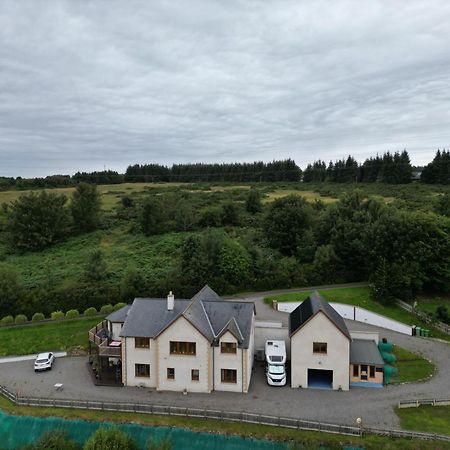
xmin=264 ymin=195 xmax=313 ymax=256
xmin=218 ymin=239 xmax=251 ymax=286
xmin=0 ymin=264 xmax=21 ymax=317
xmin=83 ymin=427 xmax=138 ymax=450
xmin=245 ymin=189 xmax=262 ymax=214
xmin=221 ymin=202 xmax=240 ymax=225
xmin=120 ymin=266 xmax=145 ymax=301
xmin=85 ymin=250 xmax=108 ymax=282
xmin=71 ymin=183 xmax=101 ymax=232
xmin=139 ymin=196 xmax=166 ymax=235
xmin=435 ymin=194 xmax=450 ymax=217
xmin=7 ymin=191 xmax=69 ymax=251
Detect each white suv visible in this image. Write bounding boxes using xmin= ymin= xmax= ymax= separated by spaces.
xmin=34 ymin=352 xmax=55 ymax=372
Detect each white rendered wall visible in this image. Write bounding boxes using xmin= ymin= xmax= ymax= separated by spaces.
xmin=278 ymin=302 xmax=412 ymax=335
xmin=124 ymin=337 xmax=157 ymax=388
xmin=111 ymin=322 xmax=123 ymax=341
xmin=245 ymin=313 xmax=255 ymax=392
xmin=156 ymin=316 xmax=211 ymax=393
xmin=214 ymin=331 xmax=243 ymax=393
xmin=290 ymin=311 xmax=350 ymax=390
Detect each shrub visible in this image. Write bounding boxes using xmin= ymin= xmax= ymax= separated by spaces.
xmin=100 ymin=304 xmax=114 ymax=315
xmin=113 ymin=302 xmax=127 ymax=311
xmin=1 ymin=315 xmax=14 ymax=325
xmin=32 ymin=312 xmax=45 ymax=322
xmin=65 ymin=309 xmax=79 ymax=319
xmin=14 ymin=314 xmax=28 ymax=324
xmin=84 ymin=307 xmax=98 ymax=317
xmin=51 ymin=310 xmax=65 ymax=320
xmin=84 ymin=427 xmax=138 ymax=450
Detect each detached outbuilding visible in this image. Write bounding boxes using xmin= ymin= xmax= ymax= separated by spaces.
xmin=350 ymin=339 xmax=384 ymax=387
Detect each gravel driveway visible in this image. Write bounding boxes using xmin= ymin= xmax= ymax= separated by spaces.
xmin=0 ymin=291 xmax=448 ymax=430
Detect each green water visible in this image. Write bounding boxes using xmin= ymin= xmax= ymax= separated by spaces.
xmin=0 ymin=410 xmax=287 ymax=449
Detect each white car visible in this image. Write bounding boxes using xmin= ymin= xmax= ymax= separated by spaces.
xmin=34 ymin=352 xmax=55 ymax=372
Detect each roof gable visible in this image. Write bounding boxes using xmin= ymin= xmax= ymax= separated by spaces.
xmin=289 ymin=291 xmax=350 ymax=340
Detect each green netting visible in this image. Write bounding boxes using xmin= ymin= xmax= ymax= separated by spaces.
xmin=0 ymin=410 xmax=288 ymax=450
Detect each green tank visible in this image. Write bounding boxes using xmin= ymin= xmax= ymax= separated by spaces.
xmin=378 ymin=341 xmax=394 ymax=352
xmin=381 ymin=351 xmax=396 ymax=364
xmin=383 ymin=365 xmax=398 ymax=384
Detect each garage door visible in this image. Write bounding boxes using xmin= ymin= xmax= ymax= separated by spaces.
xmin=307 ymin=369 xmax=333 ymax=389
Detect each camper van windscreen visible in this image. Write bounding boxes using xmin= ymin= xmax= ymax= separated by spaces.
xmin=270 ymin=356 xmax=283 ymax=362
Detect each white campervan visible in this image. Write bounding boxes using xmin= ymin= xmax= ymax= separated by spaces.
xmin=265 ymin=340 xmax=286 ymax=386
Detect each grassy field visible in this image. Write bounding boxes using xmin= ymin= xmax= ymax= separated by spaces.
xmin=0 ymin=396 xmax=447 ymax=449
xmin=396 ymin=405 xmax=450 ymax=436
xmin=0 ymin=317 xmax=102 ymax=357
xmin=264 ymin=287 xmax=450 ymax=341
xmin=391 ymin=345 xmax=435 ymax=383
xmin=416 ymin=297 xmax=450 ymax=315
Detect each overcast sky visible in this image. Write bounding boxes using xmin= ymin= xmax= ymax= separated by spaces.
xmin=1 ymin=1 xmax=449 ymax=177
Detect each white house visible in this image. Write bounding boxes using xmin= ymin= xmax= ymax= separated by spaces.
xmin=90 ymin=286 xmax=255 ymax=393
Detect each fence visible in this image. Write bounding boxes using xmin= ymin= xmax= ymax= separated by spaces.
xmin=1 ymin=385 xmax=449 ymax=442
xmin=396 ymin=300 xmax=450 ymax=335
xmin=398 ymin=398 xmax=450 ymax=408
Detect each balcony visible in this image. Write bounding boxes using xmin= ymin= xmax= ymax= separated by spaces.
xmin=89 ymin=321 xmax=122 ymax=358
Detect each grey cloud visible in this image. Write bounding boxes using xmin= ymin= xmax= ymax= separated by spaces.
xmin=1 ymin=0 xmax=450 ymax=176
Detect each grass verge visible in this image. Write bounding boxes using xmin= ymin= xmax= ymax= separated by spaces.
xmin=264 ymin=287 xmax=450 ymax=342
xmin=391 ymin=346 xmax=435 ymax=384
xmin=0 ymin=396 xmax=448 ymax=449
xmin=0 ymin=317 xmax=102 ymax=357
xmin=396 ymin=405 xmax=450 ymax=436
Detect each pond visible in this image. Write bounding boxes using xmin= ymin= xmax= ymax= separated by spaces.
xmin=0 ymin=410 xmax=287 ymax=449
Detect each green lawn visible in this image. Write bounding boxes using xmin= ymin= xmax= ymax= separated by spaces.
xmin=0 ymin=317 xmax=102 ymax=357
xmin=0 ymin=396 xmax=448 ymax=449
xmin=264 ymin=287 xmax=450 ymax=342
xmin=391 ymin=345 xmax=435 ymax=383
xmin=416 ymin=297 xmax=450 ymax=315
xmin=397 ymin=405 xmax=450 ymax=436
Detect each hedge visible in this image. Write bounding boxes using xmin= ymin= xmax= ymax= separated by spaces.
xmin=14 ymin=314 xmax=28 ymax=324
xmin=84 ymin=307 xmax=98 ymax=317
xmin=51 ymin=311 xmax=65 ymax=321
xmin=113 ymin=302 xmax=127 ymax=312
xmin=100 ymin=304 xmax=114 ymax=315
xmin=32 ymin=312 xmax=46 ymax=322
xmin=1 ymin=315 xmax=14 ymax=325
xmin=65 ymin=309 xmax=79 ymax=319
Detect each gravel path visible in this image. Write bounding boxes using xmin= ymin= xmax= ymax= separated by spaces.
xmin=0 ymin=289 xmax=448 ymax=430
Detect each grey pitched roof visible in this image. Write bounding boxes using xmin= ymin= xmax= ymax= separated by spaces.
xmin=216 ymin=317 xmax=244 ymax=344
xmin=289 ymin=291 xmax=350 ymax=339
xmin=118 ymin=286 xmax=254 ymax=348
xmin=106 ymin=305 xmax=131 ymax=323
xmin=350 ymin=339 xmax=384 ymax=365
xmin=120 ymin=299 xmax=191 ymax=338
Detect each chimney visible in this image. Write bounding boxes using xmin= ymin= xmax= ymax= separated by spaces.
xmin=167 ymin=291 xmax=175 ymax=311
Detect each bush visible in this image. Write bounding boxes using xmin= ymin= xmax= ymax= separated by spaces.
xmin=32 ymin=312 xmax=45 ymax=322
xmin=83 ymin=427 xmax=138 ymax=450
xmin=65 ymin=309 xmax=79 ymax=319
xmin=14 ymin=314 xmax=28 ymax=324
xmin=1 ymin=315 xmax=14 ymax=325
xmin=84 ymin=307 xmax=98 ymax=317
xmin=113 ymin=302 xmax=127 ymax=311
xmin=22 ymin=430 xmax=80 ymax=450
xmin=100 ymin=304 xmax=114 ymax=315
xmin=51 ymin=310 xmax=65 ymax=320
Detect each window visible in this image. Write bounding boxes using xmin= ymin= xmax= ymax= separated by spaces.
xmin=221 ymin=342 xmax=237 ymax=354
xmin=221 ymin=369 xmax=237 ymax=383
xmin=135 ymin=364 xmax=150 ymax=378
xmin=135 ymin=337 xmax=150 ymax=349
xmin=313 ymin=342 xmax=327 ymax=354
xmin=376 ymin=367 xmax=383 ymax=373
xmin=167 ymin=368 xmax=175 ymax=380
xmin=369 ymin=366 xmax=375 ymax=378
xmin=170 ymin=341 xmax=196 ymax=355
xmin=353 ymin=365 xmax=359 ymax=377
xmin=191 ymin=369 xmax=199 ymax=381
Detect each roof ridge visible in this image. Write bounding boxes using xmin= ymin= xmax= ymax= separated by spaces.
xmin=200 ymin=300 xmax=215 ymax=337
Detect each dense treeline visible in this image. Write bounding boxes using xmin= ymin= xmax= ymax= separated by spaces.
xmin=1 ymin=150 xmax=449 ymax=189
xmin=124 ymin=159 xmax=301 ymax=182
xmin=421 ymin=149 xmax=450 ymax=184
xmin=303 ymin=151 xmax=413 ymax=184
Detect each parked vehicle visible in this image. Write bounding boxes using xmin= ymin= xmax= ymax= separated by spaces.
xmin=265 ymin=340 xmax=286 ymax=386
xmin=34 ymin=352 xmax=55 ymax=372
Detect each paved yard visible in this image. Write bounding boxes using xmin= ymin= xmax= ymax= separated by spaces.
xmin=0 ymin=291 xmax=448 ymax=430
